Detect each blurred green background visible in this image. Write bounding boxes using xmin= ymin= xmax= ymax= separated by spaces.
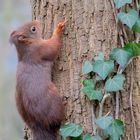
xmin=0 ymin=0 xmax=31 ymax=139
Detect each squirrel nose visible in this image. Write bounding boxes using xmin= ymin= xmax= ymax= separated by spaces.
xmin=9 ymin=31 xmax=18 ymax=44
xmin=10 ymin=31 xmax=24 ymax=37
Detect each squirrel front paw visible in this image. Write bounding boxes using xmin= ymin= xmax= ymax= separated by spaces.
xmin=53 ymin=21 xmax=66 ymax=36
xmin=57 ymin=21 xmax=66 ymax=31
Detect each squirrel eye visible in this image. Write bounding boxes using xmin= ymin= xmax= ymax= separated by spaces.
xmin=31 ymin=26 xmax=36 ymax=33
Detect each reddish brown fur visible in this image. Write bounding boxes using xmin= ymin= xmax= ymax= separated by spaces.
xmin=10 ymin=20 xmax=65 ymax=140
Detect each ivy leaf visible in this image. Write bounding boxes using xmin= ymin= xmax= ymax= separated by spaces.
xmin=117 ymin=10 xmax=138 ymax=29
xmin=96 ymin=75 xmax=102 ymax=81
xmin=105 ymin=74 xmax=125 ymax=92
xmin=93 ymin=135 xmax=102 ymax=140
xmin=132 ymin=19 xmax=140 ymax=33
xmin=83 ymin=134 xmax=102 ymax=140
xmin=104 ymin=119 xmax=125 ymax=140
xmin=114 ymin=0 xmax=132 ymax=8
xmin=82 ymin=61 xmax=93 ymax=74
xmin=95 ymin=116 xmax=114 ymax=129
xmin=83 ymin=134 xmax=94 ymax=140
xmin=110 ymin=48 xmax=133 ymax=68
xmin=82 ymin=88 xmax=103 ymax=102
xmin=93 ymin=60 xmax=114 ymax=80
xmin=124 ymin=43 xmax=140 ymax=56
xmin=95 ymin=52 xmax=104 ymax=61
xmin=83 ymin=79 xmax=96 ymax=88
xmin=82 ymin=86 xmax=93 ymax=97
xmin=72 ymin=135 xmax=83 ymax=140
xmin=91 ymin=90 xmax=103 ymax=101
xmin=82 ymin=79 xmax=102 ymax=101
xmin=60 ymin=123 xmax=83 ymax=138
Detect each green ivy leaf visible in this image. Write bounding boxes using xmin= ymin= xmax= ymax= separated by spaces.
xmin=83 ymin=134 xmax=102 ymax=140
xmin=83 ymin=134 xmax=94 ymax=140
xmin=104 ymin=119 xmax=125 ymax=140
xmin=83 ymin=79 xmax=96 ymax=88
xmin=60 ymin=123 xmax=83 ymax=138
xmin=91 ymin=90 xmax=103 ymax=101
xmin=95 ymin=52 xmax=104 ymax=61
xmin=82 ymin=88 xmax=103 ymax=102
xmin=96 ymin=75 xmax=102 ymax=81
xmin=110 ymin=48 xmax=133 ymax=68
xmin=72 ymin=135 xmax=83 ymax=140
xmin=93 ymin=60 xmax=114 ymax=80
xmin=82 ymin=86 xmax=93 ymax=97
xmin=82 ymin=61 xmax=93 ymax=74
xmin=132 ymin=19 xmax=140 ymax=33
xmin=114 ymin=0 xmax=132 ymax=8
xmin=124 ymin=43 xmax=140 ymax=56
xmin=93 ymin=135 xmax=102 ymax=140
xmin=82 ymin=79 xmax=102 ymax=101
xmin=95 ymin=116 xmax=114 ymax=129
xmin=105 ymin=74 xmax=125 ymax=92
xmin=117 ymin=10 xmax=138 ymax=29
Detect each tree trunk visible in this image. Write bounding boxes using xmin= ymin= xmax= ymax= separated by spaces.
xmin=30 ymin=0 xmax=140 ymax=139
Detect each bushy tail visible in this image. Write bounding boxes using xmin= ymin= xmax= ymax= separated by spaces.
xmin=32 ymin=126 xmax=57 ymax=140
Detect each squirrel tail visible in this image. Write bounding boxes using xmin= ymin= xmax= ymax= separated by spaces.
xmin=32 ymin=124 xmax=57 ymax=140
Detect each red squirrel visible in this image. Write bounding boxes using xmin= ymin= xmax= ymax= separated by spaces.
xmin=10 ymin=20 xmax=65 ymax=140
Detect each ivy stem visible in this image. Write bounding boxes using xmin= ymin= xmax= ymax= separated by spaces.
xmin=115 ymin=67 xmax=123 ymax=119
xmin=105 ymin=110 xmax=111 ymax=117
xmin=99 ymin=92 xmax=110 ymax=118
xmin=115 ymin=59 xmax=133 ymax=119
xmin=91 ymin=102 xmax=97 ymax=135
xmin=115 ymin=93 xmax=120 ymax=119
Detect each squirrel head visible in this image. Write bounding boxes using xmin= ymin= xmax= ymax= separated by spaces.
xmin=10 ymin=20 xmax=42 ymax=47
xmin=10 ymin=20 xmax=42 ymax=61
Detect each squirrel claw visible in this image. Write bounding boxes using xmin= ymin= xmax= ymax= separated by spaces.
xmin=53 ymin=20 xmax=67 ymax=36
xmin=54 ymin=20 xmax=66 ymax=35
xmin=57 ymin=21 xmax=66 ymax=30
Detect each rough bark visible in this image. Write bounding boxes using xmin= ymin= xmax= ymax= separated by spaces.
xmin=29 ymin=0 xmax=140 ymax=139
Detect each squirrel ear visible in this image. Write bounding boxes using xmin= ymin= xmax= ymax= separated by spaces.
xmin=17 ymin=35 xmax=25 ymax=41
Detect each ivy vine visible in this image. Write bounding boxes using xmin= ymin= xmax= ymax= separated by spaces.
xmin=60 ymin=0 xmax=140 ymax=140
